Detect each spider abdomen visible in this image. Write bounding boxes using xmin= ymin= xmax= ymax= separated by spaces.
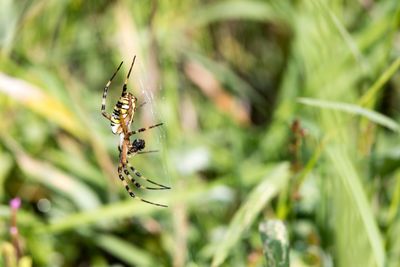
xmin=110 ymin=93 xmax=137 ymax=134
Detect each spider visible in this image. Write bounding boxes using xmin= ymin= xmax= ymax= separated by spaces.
xmin=101 ymin=56 xmax=170 ymax=207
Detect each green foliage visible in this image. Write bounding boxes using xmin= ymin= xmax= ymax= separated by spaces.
xmin=0 ymin=0 xmax=400 ymax=266
xmin=1 ymin=242 xmax=32 ymax=267
xmin=211 ymin=163 xmax=290 ymax=267
xmin=259 ymin=220 xmax=289 ymax=267
xmin=298 ymin=98 xmax=400 ymax=132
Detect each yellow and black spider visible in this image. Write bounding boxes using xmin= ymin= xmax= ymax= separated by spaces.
xmin=101 ymin=56 xmax=170 ymax=207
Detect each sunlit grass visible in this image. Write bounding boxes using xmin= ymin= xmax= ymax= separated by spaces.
xmin=1 ymin=0 xmax=400 ymax=266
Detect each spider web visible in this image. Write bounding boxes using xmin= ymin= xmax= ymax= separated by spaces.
xmin=134 ymin=61 xmax=172 ymax=189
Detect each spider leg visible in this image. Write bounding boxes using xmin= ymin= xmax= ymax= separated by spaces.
xmin=138 ymin=101 xmax=147 ymax=108
xmin=118 ymin=162 xmax=168 ymax=207
xmin=122 ymin=55 xmax=136 ymax=94
xmin=137 ymin=150 xmax=159 ymax=154
xmin=125 ymin=159 xmax=171 ymax=189
xmin=123 ymin=164 xmax=168 ymax=190
xmin=128 ymin=123 xmax=163 ymax=136
xmin=128 ymin=148 xmax=158 ymax=155
xmin=102 ymin=61 xmax=124 ymax=121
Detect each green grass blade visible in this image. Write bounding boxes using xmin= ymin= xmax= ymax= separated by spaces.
xmin=359 ymin=57 xmax=400 ymax=107
xmin=39 ymin=200 xmax=160 ymax=233
xmin=327 ymin=146 xmax=385 ymax=267
xmin=95 ymin=234 xmax=158 ymax=267
xmin=2 ymin=136 xmax=100 ymax=210
xmin=298 ymin=97 xmax=400 ymax=132
xmin=36 ymin=183 xmax=207 ymax=233
xmin=191 ymin=1 xmax=281 ymax=27
xmin=0 ymin=72 xmax=87 ymax=140
xmin=314 ymin=0 xmax=367 ymax=71
xmin=211 ymin=163 xmax=290 ymax=267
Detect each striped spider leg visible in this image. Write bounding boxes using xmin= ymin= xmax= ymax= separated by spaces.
xmin=127 ymin=138 xmax=170 ymax=190
xmin=101 ymin=56 xmax=169 ymax=207
xmin=101 ymin=56 xmax=138 ymax=135
xmin=118 ymin=115 xmax=169 ymax=207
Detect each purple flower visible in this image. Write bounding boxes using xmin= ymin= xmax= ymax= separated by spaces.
xmin=9 ymin=197 xmax=22 ymax=258
xmin=10 ymin=197 xmax=21 ymax=210
xmin=10 ymin=226 xmax=18 ymax=235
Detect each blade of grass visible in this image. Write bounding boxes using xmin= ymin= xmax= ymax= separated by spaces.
xmin=95 ymin=234 xmax=159 ymax=267
xmin=35 ymin=182 xmax=207 ymax=233
xmin=191 ymin=0 xmax=283 ymax=28
xmin=2 ymin=135 xmax=100 ymax=210
xmin=0 ymin=72 xmax=87 ymax=140
xmin=298 ymin=97 xmax=400 ymax=132
xmin=358 ymin=57 xmax=400 ymax=107
xmin=327 ymin=145 xmax=385 ymax=267
xmin=313 ymin=0 xmax=368 ymax=72
xmin=211 ymin=162 xmax=290 ymax=267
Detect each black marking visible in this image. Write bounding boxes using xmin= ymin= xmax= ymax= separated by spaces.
xmin=123 ymin=166 xmax=168 ymax=190
xmin=137 ymin=150 xmax=158 ymax=154
xmin=127 ymin=123 xmax=163 ymax=136
xmin=140 ymin=199 xmax=168 ymax=208
xmin=122 ymin=56 xmax=136 ymax=93
xmin=128 ymin=164 xmax=171 ymax=189
xmin=127 ymin=56 xmax=136 ymax=79
xmin=123 ymin=169 xmax=141 ymax=188
xmin=110 ymin=61 xmax=124 ymax=81
xmin=101 ymin=61 xmax=124 ymax=121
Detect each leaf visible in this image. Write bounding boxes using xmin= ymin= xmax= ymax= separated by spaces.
xmin=2 ymin=136 xmax=100 ymax=211
xmin=1 ymin=242 xmax=17 ymax=267
xmin=95 ymin=234 xmax=158 ymax=267
xmin=298 ymin=97 xmax=400 ymax=132
xmin=259 ymin=220 xmax=289 ymax=267
xmin=36 ymin=182 xmax=208 ymax=233
xmin=359 ymin=57 xmax=400 ymax=107
xmin=191 ymin=1 xmax=283 ymax=27
xmin=18 ymin=257 xmax=32 ymax=267
xmin=211 ymin=163 xmax=290 ymax=267
xmin=0 ymin=72 xmax=87 ymax=140
xmin=327 ymin=145 xmax=385 ymax=267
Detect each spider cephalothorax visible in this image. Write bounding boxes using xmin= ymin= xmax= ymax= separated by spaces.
xmin=101 ymin=56 xmax=170 ymax=207
xmin=130 ymin=138 xmax=145 ymax=153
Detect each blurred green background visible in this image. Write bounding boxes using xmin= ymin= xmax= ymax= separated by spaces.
xmin=1 ymin=0 xmax=400 ymax=266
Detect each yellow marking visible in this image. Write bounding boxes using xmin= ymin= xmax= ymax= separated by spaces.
xmin=111 ymin=119 xmax=120 ymax=124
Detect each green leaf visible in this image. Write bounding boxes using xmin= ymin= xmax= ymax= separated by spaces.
xmin=359 ymin=57 xmax=400 ymax=107
xmin=2 ymin=136 xmax=100 ymax=211
xmin=0 ymin=72 xmax=87 ymax=140
xmin=211 ymin=163 xmax=291 ymax=267
xmin=36 ymin=182 xmax=207 ymax=233
xmin=259 ymin=220 xmax=289 ymax=267
xmin=327 ymin=145 xmax=385 ymax=267
xmin=298 ymin=97 xmax=400 ymax=132
xmin=95 ymin=234 xmax=158 ymax=267
xmin=191 ymin=1 xmax=283 ymax=27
